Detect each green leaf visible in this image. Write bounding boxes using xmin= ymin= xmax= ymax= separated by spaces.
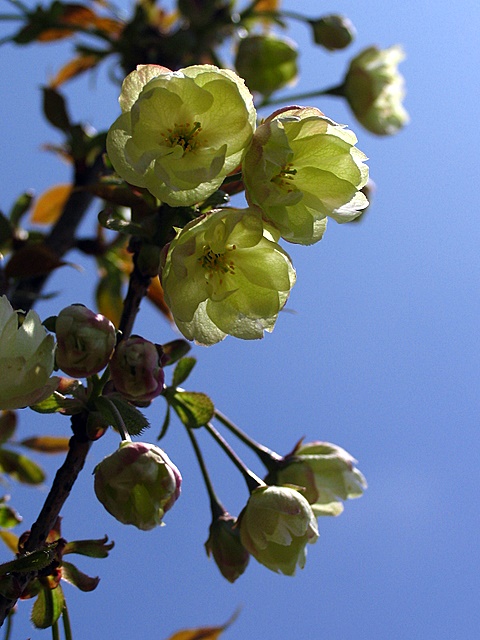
xmin=31 ymin=582 xmax=65 ymax=629
xmin=0 ymin=211 xmax=13 ymax=249
xmin=157 ymin=404 xmax=171 ymax=440
xmin=0 ymin=449 xmax=45 ymax=485
xmin=161 ymin=340 xmax=191 ymax=367
xmin=30 ymin=392 xmax=70 ymax=414
xmin=0 ymin=504 xmax=22 ymax=529
xmin=0 ymin=412 xmax=16 ymax=446
xmin=63 ymin=535 xmax=114 ymax=558
xmin=0 ymin=530 xmax=19 ymax=554
xmin=95 ymin=395 xmax=150 ymax=436
xmin=61 ymin=561 xmax=99 ymax=592
xmin=0 ymin=545 xmax=57 ymax=577
xmin=9 ymin=191 xmax=34 ymax=226
xmin=42 ymin=87 xmax=71 ymax=132
xmin=170 ymin=391 xmax=215 ymax=429
xmin=172 ymin=357 xmax=197 ymax=387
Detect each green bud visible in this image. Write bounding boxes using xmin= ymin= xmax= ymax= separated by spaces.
xmin=94 ymin=441 xmax=182 ymax=531
xmin=239 ymin=485 xmax=319 ymax=576
xmin=205 ymin=513 xmax=249 ymax=583
xmin=343 ymin=45 xmax=409 ymax=135
xmin=55 ymin=304 xmax=116 ymax=378
xmin=310 ymin=15 xmax=356 ymax=51
xmin=235 ymin=34 xmax=298 ymax=95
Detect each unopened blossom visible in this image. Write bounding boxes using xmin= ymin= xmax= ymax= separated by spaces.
xmin=243 ymin=107 xmax=369 ymax=245
xmin=55 ymin=305 xmax=116 ymax=378
xmin=106 ymin=64 xmax=256 ymax=206
xmin=239 ymin=485 xmax=319 ymax=576
xmin=205 ymin=513 xmax=250 ymax=583
xmin=161 ymin=207 xmax=296 ymax=345
xmin=266 ymin=441 xmax=367 ymax=516
xmin=109 ymin=336 xmax=165 ymax=403
xmin=0 ymin=296 xmax=59 ymax=410
xmin=94 ymin=441 xmax=181 ymax=531
xmin=343 ymin=45 xmax=409 ymax=135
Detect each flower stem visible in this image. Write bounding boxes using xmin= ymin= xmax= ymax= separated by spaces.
xmin=184 ymin=425 xmax=225 ymax=520
xmin=204 ymin=422 xmax=264 ymax=493
xmin=214 ymin=409 xmax=282 ymax=472
xmin=2 ymin=610 xmax=13 ymax=640
xmin=257 ymin=83 xmax=345 ymax=109
xmin=62 ymin=602 xmax=73 ymax=640
xmin=51 ymin=618 xmax=60 ymax=640
xmin=101 ymin=397 xmax=131 ymax=442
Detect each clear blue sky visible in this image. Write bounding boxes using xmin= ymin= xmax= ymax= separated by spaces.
xmin=1 ymin=1 xmax=479 ymax=638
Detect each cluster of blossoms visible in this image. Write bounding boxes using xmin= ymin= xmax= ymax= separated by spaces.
xmin=107 ymin=63 xmax=370 ymax=345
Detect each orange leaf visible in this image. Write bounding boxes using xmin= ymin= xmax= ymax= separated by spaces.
xmin=49 ymin=55 xmax=100 ymax=88
xmin=255 ymin=0 xmax=281 ymax=11
xmin=166 ymin=612 xmax=239 ymax=640
xmin=147 ymin=276 xmax=173 ymax=322
xmin=31 ymin=184 xmax=71 ymax=225
xmin=20 ymin=437 xmax=71 ymax=454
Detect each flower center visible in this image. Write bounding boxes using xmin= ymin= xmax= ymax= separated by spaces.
xmin=271 ymin=162 xmax=297 ymax=193
xmin=161 ymin=122 xmax=203 ymax=152
xmin=198 ymin=245 xmax=237 ymax=285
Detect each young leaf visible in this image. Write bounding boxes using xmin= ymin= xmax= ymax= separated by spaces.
xmin=161 ymin=340 xmax=191 ymax=367
xmin=0 ymin=450 xmax=45 ymax=485
xmin=95 ymin=395 xmax=150 ymax=436
xmin=0 ymin=546 xmax=57 ymax=577
xmin=0 ymin=531 xmax=19 ymax=554
xmin=30 ymin=392 xmax=70 ymax=414
xmin=42 ymin=88 xmax=71 ymax=132
xmin=8 ymin=190 xmax=34 ymax=226
xmin=61 ymin=561 xmax=99 ymax=592
xmin=0 ymin=504 xmax=22 ymax=529
xmin=31 ymin=582 xmax=65 ymax=629
xmin=63 ymin=535 xmax=114 ymax=558
xmin=172 ymin=357 xmax=197 ymax=387
xmin=0 ymin=412 xmax=16 ymax=446
xmin=157 ymin=404 xmax=171 ymax=441
xmin=170 ymin=391 xmax=214 ymax=429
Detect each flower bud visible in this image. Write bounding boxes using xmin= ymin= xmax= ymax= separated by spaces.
xmin=239 ymin=485 xmax=319 ymax=576
xmin=310 ymin=15 xmax=356 ymax=51
xmin=235 ymin=34 xmax=298 ymax=95
xmin=55 ymin=305 xmax=116 ymax=378
xmin=205 ymin=513 xmax=250 ymax=583
xmin=0 ymin=295 xmax=59 ymax=410
xmin=109 ymin=336 xmax=165 ymax=403
xmin=94 ymin=441 xmax=181 ymax=530
xmin=267 ymin=441 xmax=367 ymax=516
xmin=343 ymin=45 xmax=409 ymax=135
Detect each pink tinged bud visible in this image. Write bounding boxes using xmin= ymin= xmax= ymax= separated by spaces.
xmin=205 ymin=514 xmax=250 ymax=583
xmin=55 ymin=305 xmax=116 ymax=378
xmin=239 ymin=485 xmax=319 ymax=576
xmin=109 ymin=337 xmax=165 ymax=403
xmin=94 ymin=442 xmax=182 ymax=531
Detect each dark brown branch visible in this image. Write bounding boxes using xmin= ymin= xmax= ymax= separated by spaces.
xmin=0 ymin=417 xmax=91 ymax=625
xmin=10 ymin=152 xmax=105 ymax=312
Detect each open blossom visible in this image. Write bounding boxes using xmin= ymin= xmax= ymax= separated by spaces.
xmin=243 ymin=107 xmax=369 ymax=245
xmin=161 ymin=207 xmax=296 ymax=345
xmin=94 ymin=442 xmax=181 ymax=531
xmin=106 ymin=64 xmax=256 ymax=206
xmin=343 ymin=45 xmax=409 ymax=136
xmin=239 ymin=485 xmax=319 ymax=576
xmin=266 ymin=441 xmax=367 ymax=516
xmin=0 ymin=296 xmax=59 ymax=410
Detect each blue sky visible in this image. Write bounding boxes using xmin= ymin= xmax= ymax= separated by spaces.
xmin=1 ymin=0 xmax=479 ymax=638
